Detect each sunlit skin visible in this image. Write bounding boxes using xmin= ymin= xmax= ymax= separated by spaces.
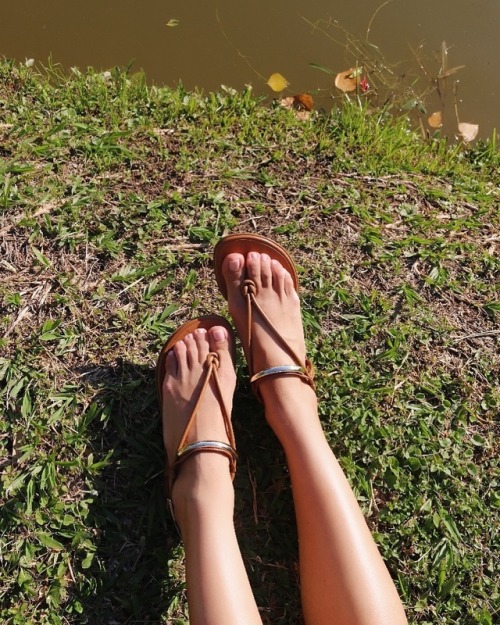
xmin=162 ymin=247 xmax=408 ymax=625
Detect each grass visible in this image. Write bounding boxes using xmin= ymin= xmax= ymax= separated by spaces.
xmin=0 ymin=58 xmax=499 ymax=625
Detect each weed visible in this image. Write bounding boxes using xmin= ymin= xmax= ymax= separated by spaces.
xmin=0 ymin=59 xmax=498 ymax=625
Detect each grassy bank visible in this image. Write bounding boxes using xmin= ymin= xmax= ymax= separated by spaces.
xmin=0 ymin=59 xmax=498 ymax=625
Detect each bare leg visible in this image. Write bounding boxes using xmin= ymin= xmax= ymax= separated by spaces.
xmin=162 ymin=326 xmax=263 ymax=625
xmin=222 ymin=252 xmax=408 ymax=625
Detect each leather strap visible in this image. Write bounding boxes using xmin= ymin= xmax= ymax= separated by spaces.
xmin=168 ymin=352 xmax=237 ymax=497
xmin=241 ymin=279 xmax=315 ymax=397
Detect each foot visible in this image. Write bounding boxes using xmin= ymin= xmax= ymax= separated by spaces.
xmin=221 ymin=251 xmax=317 ymax=434
xmin=162 ymin=326 xmax=237 ymax=518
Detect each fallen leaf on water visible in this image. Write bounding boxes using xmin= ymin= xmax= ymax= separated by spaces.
xmin=428 ymin=111 xmax=443 ymax=128
xmin=335 ymin=69 xmax=358 ymax=93
xmin=267 ymin=73 xmax=289 ymax=92
xmin=458 ymin=123 xmax=479 ymax=143
xmin=166 ymin=19 xmax=180 ymax=27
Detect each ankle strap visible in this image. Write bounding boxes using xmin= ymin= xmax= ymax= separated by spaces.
xmin=178 ymin=440 xmax=237 ymax=458
xmin=251 ymin=364 xmax=305 ymax=382
xmin=251 ymin=361 xmax=315 ymax=390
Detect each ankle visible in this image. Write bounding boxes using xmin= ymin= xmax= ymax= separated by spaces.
xmin=259 ymin=376 xmax=318 ymax=413
xmin=259 ymin=378 xmax=321 ymax=439
xmin=171 ymin=454 xmax=235 ymax=527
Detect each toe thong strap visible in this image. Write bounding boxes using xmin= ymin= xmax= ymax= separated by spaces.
xmin=241 ymin=279 xmax=316 ymax=395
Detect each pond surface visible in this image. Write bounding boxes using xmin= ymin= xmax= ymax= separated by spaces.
xmin=1 ymin=0 xmax=499 ymax=140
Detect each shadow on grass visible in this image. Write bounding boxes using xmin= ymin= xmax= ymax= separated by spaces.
xmin=76 ymin=360 xmax=178 ymax=624
xmin=78 ymin=360 xmax=303 ymax=625
xmin=231 ymin=390 xmax=303 ymax=625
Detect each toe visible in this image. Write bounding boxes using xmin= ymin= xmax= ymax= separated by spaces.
xmin=260 ymin=253 xmax=272 ymax=288
xmin=271 ymin=259 xmax=299 ymax=302
xmin=246 ymin=251 xmax=261 ymax=288
xmin=271 ymin=258 xmax=287 ymax=294
xmin=193 ymin=328 xmax=210 ymax=364
xmin=208 ymin=325 xmax=236 ymax=383
xmin=208 ymin=325 xmax=229 ymax=360
xmin=173 ymin=338 xmax=188 ymax=369
xmin=165 ymin=349 xmax=177 ymax=377
xmin=182 ymin=333 xmax=197 ymax=368
xmin=222 ymin=253 xmax=245 ymax=297
xmin=283 ymin=267 xmax=299 ymax=301
xmin=166 ymin=339 xmax=187 ymax=395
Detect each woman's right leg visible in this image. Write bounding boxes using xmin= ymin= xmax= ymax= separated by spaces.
xmin=163 ymin=326 xmax=263 ymax=625
xmin=222 ymin=251 xmax=408 ymax=625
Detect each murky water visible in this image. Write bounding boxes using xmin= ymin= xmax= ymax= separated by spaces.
xmin=1 ymin=0 xmax=498 ymax=140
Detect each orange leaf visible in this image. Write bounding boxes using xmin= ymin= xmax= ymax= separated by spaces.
xmin=335 ymin=69 xmax=358 ymax=93
xmin=279 ymin=96 xmax=312 ymax=120
xmin=293 ymin=93 xmax=314 ymax=111
xmin=428 ymin=111 xmax=443 ymax=128
xmin=267 ymin=73 xmax=289 ymax=92
xmin=458 ymin=123 xmax=478 ymax=143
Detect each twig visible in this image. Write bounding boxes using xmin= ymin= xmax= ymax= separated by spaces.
xmin=247 ymin=464 xmax=259 ymax=526
xmin=2 ymin=305 xmax=32 ymax=338
xmin=452 ymin=330 xmax=500 ymax=342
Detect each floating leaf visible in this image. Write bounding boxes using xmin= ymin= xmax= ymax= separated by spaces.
xmin=428 ymin=111 xmax=443 ymax=128
xmin=165 ymin=19 xmax=180 ymax=27
xmin=335 ymin=69 xmax=358 ymax=93
xmin=267 ymin=73 xmax=289 ymax=92
xmin=458 ymin=123 xmax=479 ymax=142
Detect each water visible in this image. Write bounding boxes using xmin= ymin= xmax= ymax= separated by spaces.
xmin=1 ymin=0 xmax=498 ymax=140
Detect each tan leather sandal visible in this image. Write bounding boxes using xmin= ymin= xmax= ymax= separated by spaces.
xmin=213 ymin=233 xmax=315 ymax=402
xmin=156 ymin=315 xmax=238 ymax=521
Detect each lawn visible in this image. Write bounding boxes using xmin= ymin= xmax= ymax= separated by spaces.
xmin=0 ymin=59 xmax=498 ymax=624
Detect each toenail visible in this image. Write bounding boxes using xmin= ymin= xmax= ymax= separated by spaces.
xmin=195 ymin=328 xmax=207 ymax=334
xmin=213 ymin=329 xmax=226 ymax=342
xmin=262 ymin=253 xmax=270 ymax=262
xmin=249 ymin=252 xmax=259 ymax=260
xmin=229 ymin=258 xmax=241 ymax=271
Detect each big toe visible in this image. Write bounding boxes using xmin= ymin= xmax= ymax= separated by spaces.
xmin=208 ymin=326 xmax=234 ymax=370
xmin=222 ymin=253 xmax=245 ymax=298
